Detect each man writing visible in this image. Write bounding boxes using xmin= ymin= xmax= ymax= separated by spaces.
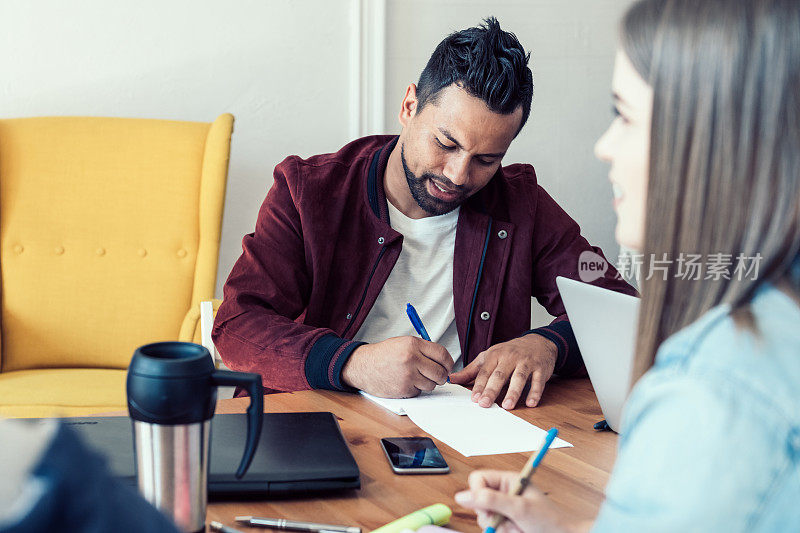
xmin=213 ymin=17 xmax=634 ymax=410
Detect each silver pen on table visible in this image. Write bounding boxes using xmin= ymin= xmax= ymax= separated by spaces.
xmin=210 ymin=522 xmax=246 ymax=533
xmin=235 ymin=516 xmax=361 ymax=533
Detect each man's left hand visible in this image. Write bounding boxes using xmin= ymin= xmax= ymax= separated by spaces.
xmin=449 ymin=334 xmax=558 ymax=409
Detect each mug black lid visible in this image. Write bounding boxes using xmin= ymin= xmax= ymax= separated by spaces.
xmin=129 ymin=342 xmax=215 ymax=378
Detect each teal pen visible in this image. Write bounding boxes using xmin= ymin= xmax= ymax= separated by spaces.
xmin=484 ymin=428 xmax=559 ymax=533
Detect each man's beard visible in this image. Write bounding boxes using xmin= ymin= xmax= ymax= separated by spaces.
xmin=400 ymin=145 xmax=469 ymax=216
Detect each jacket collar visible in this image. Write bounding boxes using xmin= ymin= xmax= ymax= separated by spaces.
xmin=367 ymin=136 xmax=398 ymax=224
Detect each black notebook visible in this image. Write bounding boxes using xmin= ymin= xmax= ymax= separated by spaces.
xmin=55 ymin=412 xmax=360 ymax=498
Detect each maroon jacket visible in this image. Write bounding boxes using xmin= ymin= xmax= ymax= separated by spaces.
xmin=213 ymin=136 xmax=636 ymax=393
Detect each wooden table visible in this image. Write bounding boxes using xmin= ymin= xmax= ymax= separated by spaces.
xmin=207 ymin=378 xmax=617 ymax=532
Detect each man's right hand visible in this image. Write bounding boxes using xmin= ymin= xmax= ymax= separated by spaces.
xmin=341 ymin=336 xmax=454 ymax=398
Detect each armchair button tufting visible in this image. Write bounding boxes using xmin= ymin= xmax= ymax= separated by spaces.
xmin=177 ymin=249 xmax=187 ymax=258
xmin=54 ymin=246 xmax=65 ymax=255
xmin=138 ymin=248 xmax=147 ymax=258
xmin=96 ymin=248 xmax=106 ymax=256
xmin=13 ymin=244 xmax=23 ymax=254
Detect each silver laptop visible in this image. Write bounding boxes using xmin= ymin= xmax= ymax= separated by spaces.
xmin=556 ymin=276 xmax=639 ymax=432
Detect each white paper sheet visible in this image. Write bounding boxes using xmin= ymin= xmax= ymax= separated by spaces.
xmin=360 ymin=383 xmax=474 ymax=415
xmin=403 ymin=403 xmax=572 ymax=456
xmin=360 ymin=383 xmax=573 ymax=456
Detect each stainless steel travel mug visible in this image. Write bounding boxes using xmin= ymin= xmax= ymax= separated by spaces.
xmin=127 ymin=342 xmax=263 ymax=533
xmin=132 ymin=421 xmax=210 ymax=532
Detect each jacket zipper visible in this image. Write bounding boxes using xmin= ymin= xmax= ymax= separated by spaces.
xmin=341 ymin=246 xmax=387 ymax=338
xmin=463 ymin=218 xmax=493 ymax=362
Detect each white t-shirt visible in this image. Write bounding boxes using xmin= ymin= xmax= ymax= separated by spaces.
xmin=353 ymin=201 xmax=463 ymax=370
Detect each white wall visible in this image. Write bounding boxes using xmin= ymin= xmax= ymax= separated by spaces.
xmin=1 ymin=0 xmax=632 ymax=325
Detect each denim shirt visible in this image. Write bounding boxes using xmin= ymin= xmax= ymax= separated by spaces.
xmin=593 ymin=284 xmax=800 ymax=532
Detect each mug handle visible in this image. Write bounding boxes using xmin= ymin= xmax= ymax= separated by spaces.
xmin=211 ymin=370 xmax=264 ymax=478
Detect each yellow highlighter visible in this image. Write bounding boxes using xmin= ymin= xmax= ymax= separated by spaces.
xmin=371 ymin=504 xmax=452 ymax=533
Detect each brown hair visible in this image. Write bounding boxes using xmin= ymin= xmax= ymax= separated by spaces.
xmin=622 ymin=0 xmax=800 ymax=383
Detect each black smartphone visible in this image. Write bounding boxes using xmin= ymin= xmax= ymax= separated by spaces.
xmin=380 ymin=437 xmax=450 ymax=474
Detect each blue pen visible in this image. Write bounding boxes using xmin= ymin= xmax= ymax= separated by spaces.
xmin=407 ymin=303 xmax=450 ymax=383
xmin=484 ymin=428 xmax=559 ymax=533
xmin=406 ymin=303 xmax=431 ymax=341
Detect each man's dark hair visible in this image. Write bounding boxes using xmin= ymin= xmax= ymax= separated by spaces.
xmin=416 ymin=17 xmax=534 ymax=134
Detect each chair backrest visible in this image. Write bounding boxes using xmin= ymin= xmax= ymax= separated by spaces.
xmin=0 ymin=115 xmax=233 ymax=372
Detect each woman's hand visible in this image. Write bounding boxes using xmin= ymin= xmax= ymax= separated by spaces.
xmin=454 ymin=469 xmax=590 ymax=533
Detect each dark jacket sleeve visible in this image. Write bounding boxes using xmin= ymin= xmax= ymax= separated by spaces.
xmin=525 ymin=184 xmax=638 ymax=377
xmin=212 ymin=157 xmax=363 ymax=392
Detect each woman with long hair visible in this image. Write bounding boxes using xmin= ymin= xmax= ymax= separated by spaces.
xmin=455 ymin=0 xmax=800 ymax=530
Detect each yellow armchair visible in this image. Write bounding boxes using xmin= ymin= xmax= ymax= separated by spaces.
xmin=0 ymin=115 xmax=233 ymax=417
